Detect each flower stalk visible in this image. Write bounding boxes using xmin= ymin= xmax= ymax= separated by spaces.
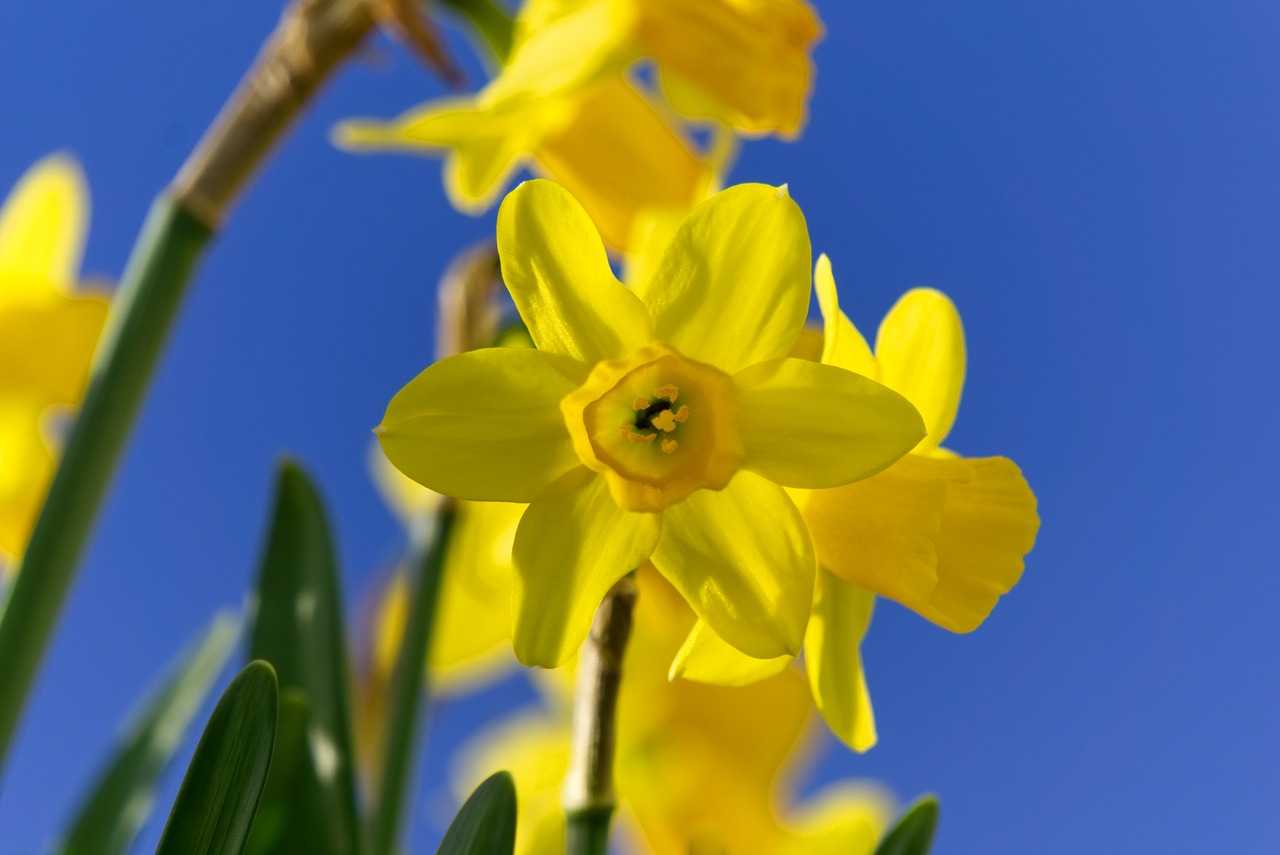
xmin=564 ymin=574 xmax=638 ymax=855
xmin=0 ymin=0 xmax=381 ymax=774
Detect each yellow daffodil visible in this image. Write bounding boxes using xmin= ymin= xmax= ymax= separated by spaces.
xmin=454 ymin=569 xmax=892 ymax=854
xmin=0 ymin=155 xmax=108 ymax=574
xmin=514 ymin=0 xmax=823 ymax=134
xmin=378 ymin=180 xmax=925 ymax=669
xmin=673 ymin=255 xmax=1040 ymax=752
xmin=335 ymin=0 xmax=820 ymax=249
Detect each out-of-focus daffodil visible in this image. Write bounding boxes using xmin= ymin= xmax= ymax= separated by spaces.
xmin=674 ymin=255 xmax=1039 ymax=751
xmin=377 ymin=180 xmax=925 ymax=669
xmin=368 ymin=448 xmax=521 ymax=691
xmin=0 ymin=156 xmax=108 ymax=574
xmin=454 ymin=569 xmax=893 ymax=854
xmin=335 ymin=0 xmax=821 ymax=249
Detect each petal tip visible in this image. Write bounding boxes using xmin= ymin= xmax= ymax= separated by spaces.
xmin=776 ymin=183 xmax=791 ymax=199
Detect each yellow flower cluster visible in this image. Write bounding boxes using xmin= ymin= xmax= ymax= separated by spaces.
xmin=0 ymin=157 xmax=108 ymax=575
xmin=337 ymin=0 xmax=821 ymax=249
xmin=354 ymin=0 xmax=1039 ymax=844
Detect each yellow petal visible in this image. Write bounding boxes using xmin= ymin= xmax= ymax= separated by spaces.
xmin=813 ymin=254 xmax=877 ymax=376
xmin=651 ymin=470 xmax=813 ymax=659
xmin=806 ymin=570 xmax=877 ymax=752
xmin=641 ymin=183 xmax=812 ymax=373
xmin=803 ymin=454 xmax=949 ymax=608
xmin=0 ymin=294 xmax=107 ymax=405
xmin=914 ymin=455 xmax=1039 ymax=632
xmin=535 ymin=79 xmax=712 ymax=251
xmin=779 ymin=781 xmax=893 ymax=855
xmin=875 ymin=288 xmax=966 ymax=451
xmin=512 ymin=468 xmax=661 ymax=667
xmin=496 ymin=179 xmax=652 ymax=363
xmin=378 ymin=348 xmax=580 ymax=502
xmin=431 ymin=500 xmax=524 ymax=689
xmin=333 ymin=99 xmax=542 ymax=215
xmin=669 ymin=619 xmax=791 ymax=687
xmin=497 ymin=0 xmax=637 ymax=102
xmin=641 ymin=0 xmax=823 ymax=135
xmin=0 ymin=402 xmax=52 ymax=564
xmin=0 ymin=155 xmax=88 ymax=296
xmin=808 ymin=454 xmax=1036 ymax=633
xmin=735 ymin=357 xmax=925 ymax=488
xmin=622 ymin=206 xmax=685 ymax=290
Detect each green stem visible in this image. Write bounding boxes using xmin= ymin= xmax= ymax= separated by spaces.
xmin=370 ymin=504 xmax=456 ymax=855
xmin=0 ymin=198 xmax=210 ymax=774
xmin=437 ymin=0 xmax=515 ymax=63
xmin=563 ymin=576 xmax=637 ymax=855
xmin=0 ymin=0 xmax=378 ymax=777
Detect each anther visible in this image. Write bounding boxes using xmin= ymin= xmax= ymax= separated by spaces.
xmin=618 ymin=427 xmax=657 ymax=444
xmin=651 ymin=410 xmax=678 ymax=432
xmin=653 ymin=385 xmax=679 ymax=402
xmin=661 ymin=439 xmax=678 ymax=454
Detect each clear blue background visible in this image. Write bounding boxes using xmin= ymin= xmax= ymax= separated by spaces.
xmin=1 ymin=1 xmax=1277 ymax=852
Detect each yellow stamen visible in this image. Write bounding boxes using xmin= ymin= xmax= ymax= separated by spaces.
xmin=632 ymin=398 xmax=650 ymax=410
xmin=618 ymin=427 xmax=657 ymax=444
xmin=661 ymin=438 xmax=679 ymax=454
xmin=651 ymin=410 xmax=678 ymax=432
xmin=673 ymin=405 xmax=689 ymax=423
xmin=653 ymin=384 xmax=679 ymax=402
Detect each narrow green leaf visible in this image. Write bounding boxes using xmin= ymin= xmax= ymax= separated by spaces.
xmin=247 ymin=461 xmax=362 ymax=855
xmin=154 ymin=660 xmax=279 ymax=855
xmin=370 ymin=506 xmax=456 ymax=855
xmin=873 ymin=795 xmax=940 ymax=855
xmin=244 ymin=691 xmax=334 ymax=855
xmin=437 ymin=772 xmax=517 ymax=855
xmin=54 ymin=611 xmax=240 ymax=855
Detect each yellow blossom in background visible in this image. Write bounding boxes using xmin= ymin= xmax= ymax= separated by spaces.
xmin=368 ymin=447 xmax=521 ymax=691
xmin=378 ymin=179 xmax=925 ymax=669
xmin=335 ymin=0 xmax=821 ymax=249
xmin=674 ymin=255 xmax=1040 ymax=752
xmin=454 ymin=568 xmax=893 ymax=854
xmin=0 ymin=155 xmax=108 ymax=575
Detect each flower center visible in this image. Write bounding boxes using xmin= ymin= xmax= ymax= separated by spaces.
xmin=618 ymin=385 xmax=689 ymax=454
xmin=562 ymin=343 xmax=744 ymax=512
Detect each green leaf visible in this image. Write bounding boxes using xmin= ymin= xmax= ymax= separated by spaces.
xmin=370 ymin=506 xmax=456 ymax=855
xmin=54 ymin=611 xmax=240 ymax=855
xmin=154 ymin=660 xmax=279 ymax=855
xmin=437 ymin=772 xmax=517 ymax=855
xmin=246 ymin=461 xmax=363 ymax=855
xmin=244 ymin=691 xmax=334 ymax=855
xmin=873 ymin=795 xmax=940 ymax=855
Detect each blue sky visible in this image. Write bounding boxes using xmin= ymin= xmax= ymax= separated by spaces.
xmin=1 ymin=1 xmax=1278 ymax=852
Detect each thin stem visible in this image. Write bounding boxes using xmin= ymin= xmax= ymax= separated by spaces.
xmin=563 ymin=575 xmax=638 ymax=855
xmin=0 ymin=0 xmax=378 ymax=776
xmin=370 ymin=503 xmax=456 ymax=855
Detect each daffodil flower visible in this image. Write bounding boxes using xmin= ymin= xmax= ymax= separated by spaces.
xmin=0 ymin=156 xmax=108 ymax=573
xmin=335 ymin=0 xmax=821 ymax=249
xmin=378 ymin=180 xmax=924 ymax=668
xmin=673 ymin=256 xmax=1040 ymax=752
xmin=453 ymin=569 xmax=892 ymax=855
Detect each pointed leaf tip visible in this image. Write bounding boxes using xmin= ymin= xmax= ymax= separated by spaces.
xmin=873 ymin=795 xmax=939 ymax=855
xmin=437 ymin=771 xmax=517 ymax=855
